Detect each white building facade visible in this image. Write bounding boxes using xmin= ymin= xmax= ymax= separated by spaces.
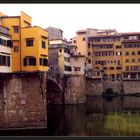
xmin=0 ymin=26 xmax=12 ymax=73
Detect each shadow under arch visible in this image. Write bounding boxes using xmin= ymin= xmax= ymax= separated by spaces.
xmin=46 ymin=79 xmax=65 ymax=104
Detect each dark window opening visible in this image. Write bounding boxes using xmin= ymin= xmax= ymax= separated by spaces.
xmin=116 ymin=67 xmax=122 ymax=70
xmin=26 ymin=39 xmax=33 ymax=46
xmin=40 ymin=58 xmax=43 ymax=65
xmin=14 ymin=46 xmax=18 ymax=52
xmin=43 ymin=58 xmax=48 ymax=66
xmin=83 ymin=37 xmax=86 ymax=41
xmin=74 ymin=67 xmax=81 ymax=71
xmin=88 ymin=52 xmax=91 ymax=56
xmin=0 ymin=55 xmax=10 ymax=66
xmin=59 ymin=49 xmax=62 ymax=52
xmin=24 ymin=57 xmax=36 ymax=66
xmin=13 ymin=26 xmax=19 ymax=33
xmin=88 ymin=59 xmax=91 ymax=64
xmin=7 ymin=40 xmax=13 ymax=47
xmin=132 ymin=51 xmax=135 ymax=55
xmin=64 ymin=65 xmax=72 ymax=71
xmin=42 ymin=41 xmax=46 ymax=49
xmin=126 ymin=52 xmax=129 ymax=55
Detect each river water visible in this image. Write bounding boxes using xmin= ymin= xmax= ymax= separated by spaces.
xmin=1 ymin=96 xmax=140 ymax=136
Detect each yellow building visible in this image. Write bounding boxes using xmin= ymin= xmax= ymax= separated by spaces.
xmin=87 ymin=31 xmax=140 ymax=80
xmin=71 ymin=29 xmax=99 ymax=56
xmin=121 ymin=32 xmax=140 ymax=80
xmin=0 ymin=11 xmax=48 ymax=72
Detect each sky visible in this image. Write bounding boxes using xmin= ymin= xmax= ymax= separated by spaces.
xmin=0 ymin=4 xmax=140 ymax=40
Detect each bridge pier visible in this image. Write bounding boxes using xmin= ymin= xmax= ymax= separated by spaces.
xmin=0 ymin=72 xmax=47 ymax=130
xmin=64 ymin=75 xmax=86 ymax=104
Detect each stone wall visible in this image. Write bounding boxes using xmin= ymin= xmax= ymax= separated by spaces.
xmin=123 ymin=96 xmax=140 ymax=109
xmin=0 ymin=73 xmax=47 ymax=130
xmin=102 ymin=80 xmax=122 ymax=94
xmin=85 ymin=78 xmax=103 ymax=96
xmin=0 ymin=79 xmax=4 ymax=129
xmin=64 ymin=75 xmax=86 ymax=104
xmin=123 ymin=81 xmax=140 ymax=94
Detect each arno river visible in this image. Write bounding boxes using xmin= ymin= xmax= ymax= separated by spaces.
xmin=1 ymin=95 xmax=140 ymax=136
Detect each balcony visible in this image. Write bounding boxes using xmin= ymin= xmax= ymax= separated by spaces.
xmin=122 ymin=39 xmax=140 ymax=43
xmin=122 ymin=71 xmax=140 ymax=81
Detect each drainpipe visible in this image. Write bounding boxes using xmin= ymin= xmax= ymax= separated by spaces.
xmin=19 ymin=17 xmax=22 ymax=72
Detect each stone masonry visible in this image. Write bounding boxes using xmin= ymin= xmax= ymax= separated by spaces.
xmin=0 ymin=73 xmax=47 ymax=130
xmin=64 ymin=75 xmax=86 ymax=104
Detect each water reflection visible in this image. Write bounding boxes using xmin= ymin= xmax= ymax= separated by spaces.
xmin=47 ymin=96 xmax=140 ymax=136
xmin=1 ymin=96 xmax=140 ymax=136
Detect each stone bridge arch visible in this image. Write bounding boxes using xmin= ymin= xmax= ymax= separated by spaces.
xmin=46 ymin=71 xmax=65 ymax=104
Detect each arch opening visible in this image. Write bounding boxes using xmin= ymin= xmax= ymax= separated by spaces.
xmin=46 ymin=79 xmax=65 ymax=104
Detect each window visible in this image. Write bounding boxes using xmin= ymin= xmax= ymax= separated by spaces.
xmin=103 ymin=67 xmax=108 ymax=70
xmin=125 ymin=59 xmax=129 ymax=63
xmin=123 ymin=36 xmax=129 ymax=39
xmin=39 ymin=58 xmax=48 ymax=66
xmin=129 ymin=36 xmax=137 ymax=40
xmin=95 ymin=52 xmax=101 ymax=56
xmin=74 ymin=67 xmax=81 ymax=71
xmin=3 ymin=40 xmax=6 ymax=46
xmin=126 ymin=66 xmax=129 ymax=71
xmin=116 ymin=67 xmax=122 ymax=70
xmin=126 ymin=52 xmax=129 ymax=55
xmin=88 ymin=52 xmax=91 ymax=56
xmin=42 ymin=41 xmax=46 ymax=49
xmin=88 ymin=59 xmax=91 ymax=64
xmin=64 ymin=48 xmax=70 ymax=54
xmin=0 ymin=39 xmax=12 ymax=47
xmin=64 ymin=57 xmax=70 ymax=62
xmin=43 ymin=58 xmax=48 ymax=66
xmin=24 ymin=57 xmax=36 ymax=66
xmin=109 ymin=67 xmax=114 ymax=70
xmin=7 ymin=40 xmax=13 ymax=47
xmin=64 ymin=65 xmax=72 ymax=71
xmin=132 ymin=59 xmax=135 ymax=62
xmin=117 ymin=60 xmax=121 ymax=65
xmin=74 ymin=40 xmax=76 ymax=43
xmin=59 ymin=49 xmax=62 ymax=52
xmin=116 ymin=45 xmax=121 ymax=49
xmin=138 ymin=51 xmax=140 ymax=55
xmin=0 ymin=55 xmax=10 ymax=66
xmin=40 ymin=58 xmax=43 ymax=65
xmin=14 ymin=46 xmax=18 ymax=52
xmin=132 ymin=51 xmax=135 ymax=55
xmin=26 ymin=39 xmax=33 ymax=46
xmin=13 ymin=26 xmax=19 ymax=33
xmin=138 ymin=58 xmax=140 ymax=62
xmin=83 ymin=37 xmax=86 ymax=41
xmin=116 ymin=52 xmax=122 ymax=56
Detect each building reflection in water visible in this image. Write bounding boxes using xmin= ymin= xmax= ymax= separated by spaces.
xmin=47 ymin=96 xmax=140 ymax=136
xmin=1 ymin=96 xmax=140 ymax=136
